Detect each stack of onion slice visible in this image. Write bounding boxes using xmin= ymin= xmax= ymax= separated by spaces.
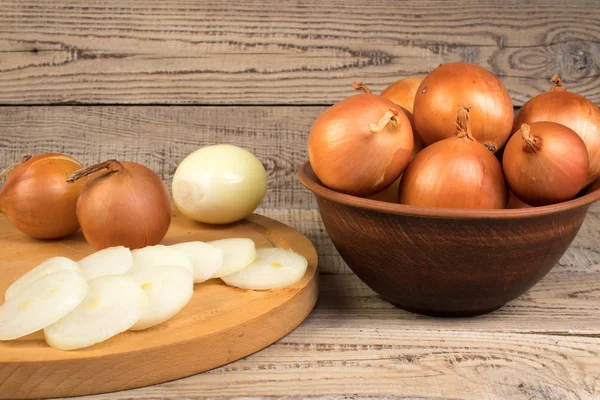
xmin=0 ymin=238 xmax=308 ymax=350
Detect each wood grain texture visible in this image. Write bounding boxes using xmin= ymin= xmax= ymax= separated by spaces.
xmin=0 ymin=0 xmax=599 ymax=105
xmin=66 ymin=273 xmax=600 ymax=400
xmin=0 ymin=210 xmax=319 ymax=399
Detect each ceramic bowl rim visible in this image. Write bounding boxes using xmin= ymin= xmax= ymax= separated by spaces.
xmin=298 ymin=161 xmax=600 ymax=220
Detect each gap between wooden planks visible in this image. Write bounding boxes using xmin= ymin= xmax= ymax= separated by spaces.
xmin=0 ymin=0 xmax=599 ymax=105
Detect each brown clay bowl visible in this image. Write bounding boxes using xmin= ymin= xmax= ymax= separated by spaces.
xmin=299 ymin=161 xmax=600 ymax=317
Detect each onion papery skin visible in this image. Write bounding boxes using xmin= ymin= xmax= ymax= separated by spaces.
xmin=308 ymin=89 xmax=414 ymax=197
xmin=381 ymin=75 xmax=426 ymax=115
xmin=586 ymin=178 xmax=600 ymax=195
xmin=381 ymin=75 xmax=426 ymax=156
xmin=368 ymin=175 xmax=402 ymax=203
xmin=513 ymin=78 xmax=600 ymax=186
xmin=0 ymin=153 xmax=84 ymax=239
xmin=399 ymin=108 xmax=507 ymax=209
xmin=506 ymin=191 xmax=532 ymax=209
xmin=502 ymin=122 xmax=588 ymax=206
xmin=73 ymin=161 xmax=172 ymax=250
xmin=413 ymin=62 xmax=514 ymax=153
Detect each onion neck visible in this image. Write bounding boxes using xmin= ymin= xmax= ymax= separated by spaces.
xmin=67 ymin=160 xmax=124 ymax=183
xmin=0 ymin=155 xmax=31 ymax=181
xmin=521 ymin=124 xmax=541 ymax=153
xmin=352 ymin=81 xmax=371 ymax=94
xmin=550 ymin=74 xmax=567 ymax=92
xmin=455 ymin=106 xmax=474 ymax=141
xmin=369 ymin=109 xmax=399 ymax=134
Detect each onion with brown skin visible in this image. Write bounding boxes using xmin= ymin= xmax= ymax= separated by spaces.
xmin=506 ymin=191 xmax=532 ymax=209
xmin=367 ymin=176 xmax=402 ymax=203
xmin=381 ymin=75 xmax=427 ymax=155
xmin=413 ymin=62 xmax=514 ymax=153
xmin=513 ymin=75 xmax=600 ymax=186
xmin=502 ymin=122 xmax=588 ymax=206
xmin=308 ymin=82 xmax=414 ymax=197
xmin=68 ymin=160 xmax=171 ymax=250
xmin=586 ymin=177 xmax=600 ymax=195
xmin=0 ymin=153 xmax=85 ymax=239
xmin=398 ymin=106 xmax=507 ymax=209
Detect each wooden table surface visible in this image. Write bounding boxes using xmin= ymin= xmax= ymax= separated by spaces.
xmin=1 ymin=1 xmax=599 ymax=399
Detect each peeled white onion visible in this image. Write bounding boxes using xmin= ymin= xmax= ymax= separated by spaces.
xmin=172 ymin=144 xmax=267 ymax=224
xmin=208 ymin=238 xmax=257 ymax=278
xmin=128 ymin=265 xmax=194 ymax=330
xmin=0 ymin=270 xmax=88 ymax=340
xmin=130 ymin=245 xmax=193 ymax=274
xmin=5 ymin=257 xmax=80 ymax=301
xmin=221 ymin=248 xmax=308 ymax=290
xmin=44 ymin=275 xmax=148 ymax=350
xmin=170 ymin=241 xmax=223 ymax=282
xmin=78 ymin=246 xmax=133 ymax=281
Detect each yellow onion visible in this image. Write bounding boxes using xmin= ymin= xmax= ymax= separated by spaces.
xmin=68 ymin=160 xmax=171 ymax=250
xmin=503 ymin=122 xmax=588 ymax=206
xmin=413 ymin=62 xmax=514 ymax=153
xmin=513 ymin=75 xmax=600 ymax=185
xmin=308 ymin=82 xmax=414 ymax=197
xmin=0 ymin=153 xmax=85 ymax=238
xmin=399 ymin=106 xmax=507 ymax=208
xmin=367 ymin=176 xmax=402 ymax=203
xmin=506 ymin=191 xmax=532 ymax=209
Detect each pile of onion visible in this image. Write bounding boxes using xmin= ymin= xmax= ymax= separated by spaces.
xmin=67 ymin=160 xmax=171 ymax=250
xmin=308 ymin=82 xmax=414 ymax=197
xmin=502 ymin=122 xmax=588 ymax=206
xmin=513 ymin=75 xmax=600 ymax=185
xmin=0 ymin=153 xmax=85 ymax=239
xmin=306 ymin=66 xmax=599 ymax=209
xmin=413 ymin=62 xmax=514 ymax=153
xmin=398 ymin=106 xmax=507 ymax=209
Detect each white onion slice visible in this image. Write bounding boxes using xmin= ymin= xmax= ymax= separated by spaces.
xmin=5 ymin=257 xmax=80 ymax=301
xmin=0 ymin=270 xmax=88 ymax=340
xmin=169 ymin=241 xmax=223 ymax=283
xmin=78 ymin=246 xmax=133 ymax=281
xmin=128 ymin=265 xmax=194 ymax=330
xmin=208 ymin=238 xmax=256 ymax=278
xmin=221 ymin=248 xmax=308 ymax=290
xmin=44 ymin=275 xmax=148 ymax=351
xmin=130 ymin=245 xmax=193 ymax=274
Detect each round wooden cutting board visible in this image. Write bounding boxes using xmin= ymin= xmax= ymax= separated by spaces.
xmin=0 ymin=209 xmax=319 ymax=399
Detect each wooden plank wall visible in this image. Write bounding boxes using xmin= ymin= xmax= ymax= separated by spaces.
xmin=0 ymin=0 xmax=599 ymax=105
